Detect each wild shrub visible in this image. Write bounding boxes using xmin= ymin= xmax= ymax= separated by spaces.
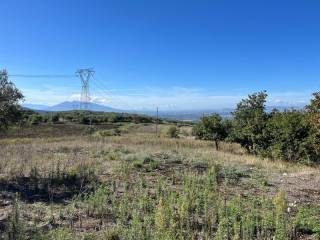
xmin=95 ymin=129 xmax=121 ymax=137
xmin=155 ymin=197 xmax=169 ymax=239
xmin=4 ymin=194 xmax=25 ymax=240
xmin=306 ymin=92 xmax=320 ymax=133
xmin=221 ymin=165 xmax=248 ymax=185
xmin=167 ymin=125 xmax=179 ymax=138
xmin=264 ymin=110 xmax=317 ymax=163
xmin=103 ymin=227 xmax=121 ymax=240
xmin=48 ymin=162 xmax=98 ymax=188
xmin=83 ymin=184 xmax=109 ymax=218
xmin=295 ymin=206 xmax=320 ymax=238
xmin=273 ymin=191 xmax=288 ymax=240
xmin=133 ymin=160 xmax=143 ymax=169
xmin=84 ymin=125 xmax=97 ymax=135
xmin=148 ymin=160 xmax=160 ymax=170
xmin=41 ymin=228 xmax=75 ymax=240
xmin=29 ymin=114 xmax=43 ymax=125
xmin=51 ymin=114 xmax=60 ymax=123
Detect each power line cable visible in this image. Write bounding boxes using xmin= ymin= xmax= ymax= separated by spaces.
xmin=8 ymin=71 xmax=131 ymax=110
xmin=90 ymin=79 xmax=125 ymax=107
xmin=91 ymin=75 xmax=130 ymax=109
xmin=9 ymin=74 xmax=76 ymax=78
xmin=90 ymin=80 xmax=116 ymax=105
xmin=91 ymin=80 xmax=130 ymax=110
xmin=93 ymin=79 xmax=162 ymax=114
xmin=90 ymin=80 xmax=117 ymax=101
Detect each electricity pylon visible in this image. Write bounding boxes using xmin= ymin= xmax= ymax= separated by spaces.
xmin=76 ymin=68 xmax=95 ymax=110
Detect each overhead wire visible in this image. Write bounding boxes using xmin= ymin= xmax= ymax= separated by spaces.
xmin=90 ymin=80 xmax=115 ymax=105
xmin=91 ymin=75 xmax=130 ymax=110
xmin=9 ymin=74 xmax=76 ymax=78
xmin=92 ymin=75 xmax=161 ymax=114
xmin=8 ymin=71 xmax=131 ymax=110
xmin=90 ymin=79 xmax=118 ymax=104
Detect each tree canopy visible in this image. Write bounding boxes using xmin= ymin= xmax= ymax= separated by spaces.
xmin=192 ymin=113 xmax=227 ymax=150
xmin=230 ymin=91 xmax=268 ymax=154
xmin=0 ymin=70 xmax=24 ymax=131
xmin=192 ymin=91 xmax=320 ymax=164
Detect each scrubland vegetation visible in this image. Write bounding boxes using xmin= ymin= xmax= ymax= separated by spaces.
xmin=1 ymin=71 xmax=320 ymax=239
xmin=0 ymin=124 xmax=319 ymax=239
xmin=23 ymin=110 xmax=158 ymax=126
xmin=193 ymin=91 xmax=320 ymax=165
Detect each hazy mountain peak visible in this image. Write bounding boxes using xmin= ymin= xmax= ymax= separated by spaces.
xmin=23 ymin=101 xmax=122 ymax=112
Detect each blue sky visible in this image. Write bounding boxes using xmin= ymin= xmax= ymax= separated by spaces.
xmin=1 ymin=0 xmax=320 ymax=110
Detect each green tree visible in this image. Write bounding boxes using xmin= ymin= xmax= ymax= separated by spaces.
xmin=230 ymin=91 xmax=268 ymax=154
xmin=265 ymin=110 xmax=317 ymax=163
xmin=306 ymin=92 xmax=320 ymax=134
xmin=192 ymin=114 xmax=227 ymax=150
xmin=306 ymin=92 xmax=320 ymax=112
xmin=0 ymin=70 xmax=24 ymax=131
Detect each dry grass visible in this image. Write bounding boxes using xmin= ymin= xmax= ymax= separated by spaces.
xmin=0 ymin=123 xmax=319 ymax=239
xmin=1 ymin=126 xmax=318 ymax=193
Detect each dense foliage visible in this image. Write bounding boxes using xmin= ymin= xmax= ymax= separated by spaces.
xmin=20 ymin=110 xmax=159 ymax=126
xmin=192 ymin=114 xmax=227 ymax=150
xmin=230 ymin=91 xmax=268 ymax=154
xmin=193 ymin=91 xmax=320 ymax=164
xmin=263 ymin=110 xmax=317 ymax=163
xmin=0 ymin=70 xmax=24 ymax=131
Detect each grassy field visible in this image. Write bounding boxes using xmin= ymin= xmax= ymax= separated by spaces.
xmin=0 ymin=123 xmax=319 ymax=239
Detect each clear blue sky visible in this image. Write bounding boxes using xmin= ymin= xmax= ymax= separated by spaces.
xmin=1 ymin=0 xmax=320 ymax=110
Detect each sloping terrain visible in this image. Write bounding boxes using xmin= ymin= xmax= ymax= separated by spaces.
xmin=0 ymin=123 xmax=319 ymax=239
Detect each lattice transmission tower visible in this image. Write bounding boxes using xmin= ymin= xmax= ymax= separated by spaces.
xmin=76 ymin=68 xmax=95 ymax=110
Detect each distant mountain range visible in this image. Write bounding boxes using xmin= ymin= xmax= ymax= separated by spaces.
xmin=23 ymin=101 xmax=305 ymax=121
xmin=23 ymin=101 xmax=122 ymax=112
xmin=23 ymin=104 xmax=49 ymax=111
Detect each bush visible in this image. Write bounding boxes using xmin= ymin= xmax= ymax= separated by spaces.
xmin=103 ymin=227 xmax=121 ymax=240
xmin=95 ymin=129 xmax=121 ymax=137
xmin=295 ymin=206 xmax=320 ymax=238
xmin=167 ymin=125 xmax=179 ymax=138
xmin=4 ymin=194 xmax=25 ymax=240
xmin=42 ymin=229 xmax=75 ymax=240
xmin=29 ymin=114 xmax=43 ymax=125
xmin=264 ymin=110 xmax=317 ymax=163
xmin=51 ymin=114 xmax=59 ymax=123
